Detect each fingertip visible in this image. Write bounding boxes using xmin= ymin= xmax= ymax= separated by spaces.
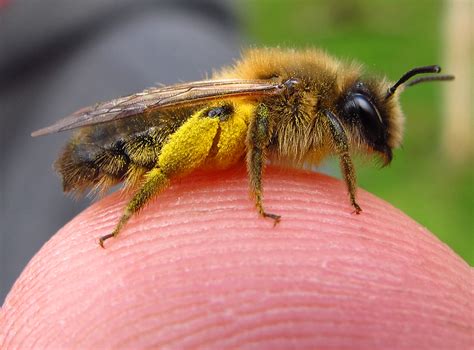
xmin=1 ymin=166 xmax=471 ymax=349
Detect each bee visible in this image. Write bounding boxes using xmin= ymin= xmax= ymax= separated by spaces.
xmin=32 ymin=48 xmax=454 ymax=247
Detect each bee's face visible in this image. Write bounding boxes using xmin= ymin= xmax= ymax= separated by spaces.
xmin=337 ymin=81 xmax=397 ymax=165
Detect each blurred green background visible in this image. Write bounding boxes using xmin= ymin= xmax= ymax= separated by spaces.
xmin=239 ymin=0 xmax=473 ymax=265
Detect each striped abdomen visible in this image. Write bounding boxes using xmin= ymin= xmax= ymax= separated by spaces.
xmin=55 ymin=108 xmax=194 ymax=195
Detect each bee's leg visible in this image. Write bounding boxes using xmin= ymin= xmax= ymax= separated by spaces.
xmin=323 ymin=110 xmax=362 ymax=214
xmin=246 ymin=103 xmax=281 ymax=224
xmin=99 ymin=168 xmax=170 ymax=247
xmin=99 ymin=110 xmax=221 ymax=247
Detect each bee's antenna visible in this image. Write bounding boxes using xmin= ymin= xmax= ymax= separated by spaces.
xmin=386 ymin=65 xmax=447 ymax=98
xmin=405 ymin=74 xmax=455 ymax=87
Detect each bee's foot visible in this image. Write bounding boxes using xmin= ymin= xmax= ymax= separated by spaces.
xmin=98 ymin=233 xmax=115 ymax=249
xmin=263 ymin=212 xmax=281 ymax=226
xmin=352 ymin=202 xmax=362 ymax=215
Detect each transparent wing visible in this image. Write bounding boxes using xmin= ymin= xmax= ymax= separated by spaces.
xmin=32 ymin=79 xmax=285 ymax=136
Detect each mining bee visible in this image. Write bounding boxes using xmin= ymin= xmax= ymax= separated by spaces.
xmin=32 ymin=48 xmax=454 ymax=247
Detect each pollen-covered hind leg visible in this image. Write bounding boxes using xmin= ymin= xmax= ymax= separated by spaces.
xmin=99 ymin=106 xmax=222 ymax=247
xmin=323 ymin=110 xmax=362 ymax=214
xmin=99 ymin=168 xmax=170 ymax=248
xmin=246 ymin=103 xmax=281 ymax=224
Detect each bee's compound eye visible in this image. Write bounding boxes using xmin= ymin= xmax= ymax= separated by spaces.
xmin=344 ymin=93 xmax=385 ymax=144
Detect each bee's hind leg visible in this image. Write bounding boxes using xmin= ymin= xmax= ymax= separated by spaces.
xmin=323 ymin=110 xmax=362 ymax=214
xmin=246 ymin=103 xmax=281 ymax=225
xmin=99 ymin=106 xmax=221 ymax=247
xmin=99 ymin=167 xmax=170 ymax=248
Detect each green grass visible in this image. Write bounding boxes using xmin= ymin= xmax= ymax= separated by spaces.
xmin=240 ymin=0 xmax=473 ymax=265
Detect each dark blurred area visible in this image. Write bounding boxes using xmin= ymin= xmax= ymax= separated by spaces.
xmin=1 ymin=0 xmax=241 ymax=302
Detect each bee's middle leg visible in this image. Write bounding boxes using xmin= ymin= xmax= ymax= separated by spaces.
xmin=246 ymin=103 xmax=281 ymax=224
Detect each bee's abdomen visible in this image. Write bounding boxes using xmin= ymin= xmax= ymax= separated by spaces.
xmin=54 ymin=107 xmax=196 ymax=195
xmin=56 ymin=129 xmax=162 ymax=195
xmin=56 ymin=141 xmax=126 ymax=194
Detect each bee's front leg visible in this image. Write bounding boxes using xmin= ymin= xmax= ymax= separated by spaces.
xmin=246 ymin=103 xmax=281 ymax=224
xmin=323 ymin=110 xmax=362 ymax=214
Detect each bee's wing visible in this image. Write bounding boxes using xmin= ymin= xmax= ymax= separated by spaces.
xmin=32 ymin=79 xmax=284 ymax=136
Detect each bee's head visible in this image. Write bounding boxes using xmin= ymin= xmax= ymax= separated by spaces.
xmin=338 ymin=66 xmax=454 ymax=165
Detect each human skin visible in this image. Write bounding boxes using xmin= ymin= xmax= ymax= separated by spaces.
xmin=0 ymin=166 xmax=472 ymax=349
